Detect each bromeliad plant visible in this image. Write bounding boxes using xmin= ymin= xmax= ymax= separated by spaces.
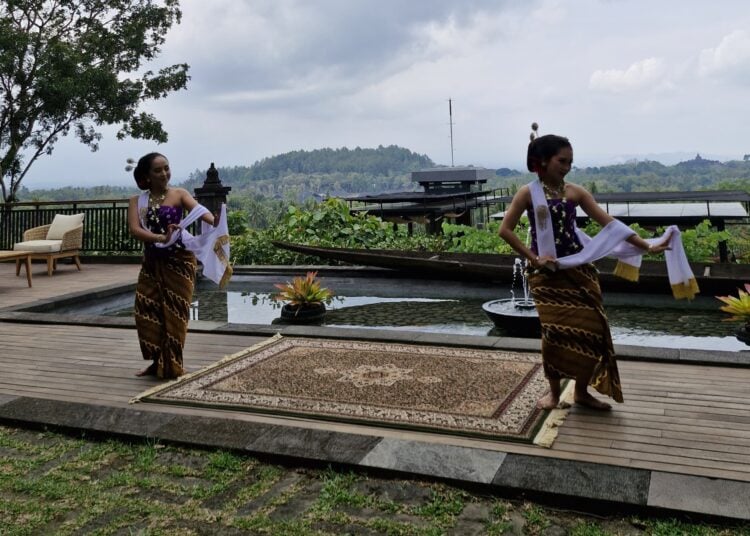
xmin=716 ymin=284 xmax=750 ymax=325
xmin=272 ymin=271 xmax=334 ymax=310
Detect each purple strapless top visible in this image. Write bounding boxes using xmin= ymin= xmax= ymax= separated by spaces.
xmin=527 ymin=199 xmax=583 ymax=258
xmin=144 ymin=205 xmax=185 ymax=257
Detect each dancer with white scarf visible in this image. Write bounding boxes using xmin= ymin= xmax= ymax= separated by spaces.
xmin=127 ymin=153 xmax=231 ymax=379
xmin=498 ymin=126 xmax=688 ymax=411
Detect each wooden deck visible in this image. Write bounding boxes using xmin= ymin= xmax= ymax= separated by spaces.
xmin=1 ymin=261 xmax=749 ymax=486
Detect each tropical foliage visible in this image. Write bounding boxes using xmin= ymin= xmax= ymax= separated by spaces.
xmin=272 ymin=271 xmax=334 ymax=308
xmin=442 ymin=222 xmax=518 ymax=254
xmin=228 ymin=195 xmax=732 ymax=266
xmin=717 ymin=284 xmax=750 ymax=322
xmin=230 ymin=197 xmax=449 ymax=265
xmin=0 ymin=0 xmax=189 ymax=202
xmin=680 ymin=221 xmax=732 ymax=262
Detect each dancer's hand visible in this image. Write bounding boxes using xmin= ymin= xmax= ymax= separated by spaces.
xmin=165 ymin=224 xmax=180 ymax=242
xmin=647 ymin=232 xmax=672 ymax=254
xmin=533 ymin=255 xmax=557 ymax=271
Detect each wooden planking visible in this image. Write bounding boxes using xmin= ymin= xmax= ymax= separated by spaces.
xmin=0 ymin=262 xmax=139 ymax=308
xmin=558 ymin=425 xmax=750 ymax=463
xmin=558 ymin=426 xmax=750 ymax=453
xmin=3 ymin=320 xmax=748 ymax=482
xmin=565 ymin=416 xmax=750 ymax=438
xmin=549 ymin=440 xmax=750 ymax=475
xmin=3 ymin=267 xmax=750 ymax=484
xmin=619 ymin=394 xmax=749 ymax=413
xmin=628 ymin=459 xmax=750 ymax=482
xmin=0 ymin=322 xmax=262 ymax=402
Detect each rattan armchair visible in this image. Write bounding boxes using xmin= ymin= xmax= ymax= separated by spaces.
xmin=13 ymin=214 xmax=84 ymax=276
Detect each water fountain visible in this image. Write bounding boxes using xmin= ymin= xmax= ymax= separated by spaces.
xmin=482 ymin=258 xmax=541 ymax=337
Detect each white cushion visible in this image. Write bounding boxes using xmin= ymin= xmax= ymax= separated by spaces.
xmin=14 ymin=240 xmax=62 ymax=253
xmin=46 ymin=213 xmax=84 ymax=240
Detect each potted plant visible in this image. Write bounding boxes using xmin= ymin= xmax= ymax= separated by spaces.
xmin=716 ymin=284 xmax=750 ymax=344
xmin=272 ymin=271 xmax=334 ymax=324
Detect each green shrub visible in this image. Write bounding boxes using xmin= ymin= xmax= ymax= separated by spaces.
xmin=229 ymin=201 xmax=734 ymax=265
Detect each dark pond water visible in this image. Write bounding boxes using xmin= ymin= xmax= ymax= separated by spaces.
xmin=100 ymin=275 xmax=747 ymax=352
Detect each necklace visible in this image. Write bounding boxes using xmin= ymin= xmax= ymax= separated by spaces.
xmin=540 ymin=180 xmax=568 ymax=246
xmin=542 ymin=180 xmax=565 ymax=199
xmin=148 ymin=188 xmax=169 ymax=210
xmin=146 ymin=188 xmax=169 ymax=237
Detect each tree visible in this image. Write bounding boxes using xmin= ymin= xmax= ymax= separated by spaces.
xmin=0 ymin=0 xmax=189 ymax=202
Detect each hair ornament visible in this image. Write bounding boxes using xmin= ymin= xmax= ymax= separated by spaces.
xmin=125 ymin=157 xmax=136 ymax=172
xmin=530 ymin=122 xmax=539 ymax=142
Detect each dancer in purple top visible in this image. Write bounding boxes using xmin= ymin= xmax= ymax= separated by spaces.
xmin=499 ymin=126 xmax=669 ymax=410
xmin=127 ymin=153 xmax=217 ymax=379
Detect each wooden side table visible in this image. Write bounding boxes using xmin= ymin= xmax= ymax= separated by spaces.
xmin=0 ymin=250 xmax=33 ymax=287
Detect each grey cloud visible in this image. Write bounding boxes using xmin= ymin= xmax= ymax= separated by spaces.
xmin=177 ymin=0 xmax=512 ymax=110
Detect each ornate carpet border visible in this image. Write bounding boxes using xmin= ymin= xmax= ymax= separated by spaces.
xmin=132 ymin=335 xmax=566 ymax=444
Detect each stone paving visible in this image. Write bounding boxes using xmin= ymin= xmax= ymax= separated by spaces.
xmin=2 ymin=425 xmax=748 ymax=536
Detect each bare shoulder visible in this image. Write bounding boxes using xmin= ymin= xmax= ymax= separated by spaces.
xmin=174 ymin=187 xmax=199 ymax=209
xmin=564 ymin=182 xmax=591 ymax=202
xmin=172 ymin=187 xmax=194 ymax=202
xmin=513 ymin=184 xmax=531 ymax=201
xmin=565 ymin=181 xmax=586 ymax=193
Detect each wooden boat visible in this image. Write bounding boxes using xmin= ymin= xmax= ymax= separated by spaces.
xmin=272 ymin=241 xmax=749 ymax=295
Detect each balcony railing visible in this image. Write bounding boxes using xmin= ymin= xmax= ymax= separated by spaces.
xmin=1 ymin=199 xmax=141 ymax=253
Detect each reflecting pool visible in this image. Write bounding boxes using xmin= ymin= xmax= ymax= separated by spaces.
xmin=102 ymin=275 xmax=747 ymax=353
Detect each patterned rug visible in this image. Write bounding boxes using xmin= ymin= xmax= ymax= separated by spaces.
xmin=133 ymin=335 xmax=569 ymax=445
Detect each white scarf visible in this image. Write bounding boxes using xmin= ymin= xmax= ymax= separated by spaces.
xmin=138 ymin=193 xmax=233 ymax=288
xmin=528 ymin=180 xmax=698 ymax=299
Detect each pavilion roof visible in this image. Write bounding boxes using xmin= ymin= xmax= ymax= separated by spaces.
xmin=344 ymin=189 xmax=494 ymax=203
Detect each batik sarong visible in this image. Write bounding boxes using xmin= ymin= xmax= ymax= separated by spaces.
xmin=529 ymin=264 xmax=623 ymax=403
xmin=134 ymin=249 xmax=197 ymax=379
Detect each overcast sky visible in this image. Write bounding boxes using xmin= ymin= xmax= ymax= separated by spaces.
xmin=24 ymin=0 xmax=750 ymax=189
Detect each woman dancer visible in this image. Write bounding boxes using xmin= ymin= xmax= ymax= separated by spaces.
xmin=127 ymin=152 xmax=217 ymax=379
xmin=499 ymin=126 xmax=670 ymax=410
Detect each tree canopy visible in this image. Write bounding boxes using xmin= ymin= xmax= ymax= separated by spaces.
xmin=0 ymin=0 xmax=189 ymax=202
xmin=193 ymin=145 xmax=435 ymax=183
xmin=180 ymin=145 xmax=435 ymax=201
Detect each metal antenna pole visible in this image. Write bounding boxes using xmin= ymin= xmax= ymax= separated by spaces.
xmin=448 ymin=98 xmax=455 ymax=167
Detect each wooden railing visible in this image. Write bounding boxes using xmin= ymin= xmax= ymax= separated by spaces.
xmin=0 ymin=199 xmax=139 ymax=253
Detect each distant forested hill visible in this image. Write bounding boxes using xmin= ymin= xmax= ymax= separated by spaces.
xmin=490 ymin=154 xmax=750 ymax=193
xmin=180 ymin=145 xmax=435 ymax=199
xmin=15 ymin=185 xmax=139 ymax=202
xmin=16 ymin=151 xmax=750 ymax=202
xmin=573 ymin=154 xmax=750 ymax=192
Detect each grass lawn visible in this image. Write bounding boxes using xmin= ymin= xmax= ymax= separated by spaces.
xmin=1 ymin=425 xmax=748 ymax=535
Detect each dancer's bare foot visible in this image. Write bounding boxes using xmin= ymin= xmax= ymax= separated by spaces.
xmin=536 ymin=392 xmax=560 ymax=410
xmin=135 ymin=364 xmax=157 ymax=377
xmin=574 ymin=392 xmax=611 ymax=411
